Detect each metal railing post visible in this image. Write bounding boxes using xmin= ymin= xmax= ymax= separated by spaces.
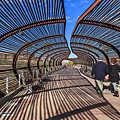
xmin=44 ymin=68 xmax=46 ymax=74
xmin=21 ymin=72 xmax=25 ymax=85
xmin=6 ymin=77 xmax=9 ymax=94
xmin=32 ymin=70 xmax=35 ymax=80
xmin=19 ymin=74 xmax=21 ymax=87
xmin=36 ymin=69 xmax=39 ymax=78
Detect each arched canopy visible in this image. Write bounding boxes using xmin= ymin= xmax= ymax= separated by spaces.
xmin=1 ymin=0 xmax=120 ymax=75
xmin=70 ymin=0 xmax=120 ymax=64
xmin=0 ymin=0 xmax=70 ymax=75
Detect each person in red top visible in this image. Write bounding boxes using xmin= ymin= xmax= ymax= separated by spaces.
xmin=109 ymin=58 xmax=120 ymax=97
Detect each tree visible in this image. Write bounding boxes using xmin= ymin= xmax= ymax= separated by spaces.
xmin=67 ymin=61 xmax=73 ymax=66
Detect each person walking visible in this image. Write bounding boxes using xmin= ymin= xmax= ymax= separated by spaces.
xmin=108 ymin=58 xmax=120 ymax=97
xmin=91 ymin=57 xmax=109 ymax=97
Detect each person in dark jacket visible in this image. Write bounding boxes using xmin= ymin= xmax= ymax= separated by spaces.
xmin=109 ymin=58 xmax=120 ymax=97
xmin=91 ymin=57 xmax=109 ymax=97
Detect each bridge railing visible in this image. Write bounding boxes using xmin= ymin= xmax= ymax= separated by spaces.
xmin=0 ymin=65 xmax=64 ymax=97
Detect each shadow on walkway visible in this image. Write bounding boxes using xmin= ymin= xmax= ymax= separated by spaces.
xmin=0 ymin=66 xmax=120 ymax=120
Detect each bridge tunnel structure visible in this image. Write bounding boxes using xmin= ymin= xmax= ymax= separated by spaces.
xmin=0 ymin=0 xmax=120 ymax=108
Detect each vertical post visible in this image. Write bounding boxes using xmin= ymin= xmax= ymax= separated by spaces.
xmin=45 ymin=68 xmax=46 ymax=74
xmin=19 ymin=74 xmax=21 ymax=87
xmin=6 ymin=77 xmax=9 ymax=94
xmin=36 ymin=69 xmax=39 ymax=78
xmin=26 ymin=72 xmax=28 ymax=81
xmin=32 ymin=70 xmax=35 ymax=80
xmin=21 ymin=72 xmax=25 ymax=85
xmin=28 ymin=86 xmax=32 ymax=93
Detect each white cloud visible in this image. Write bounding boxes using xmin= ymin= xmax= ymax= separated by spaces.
xmin=70 ymin=3 xmax=76 ymax=7
xmin=66 ymin=16 xmax=79 ymax=23
xmin=66 ymin=16 xmax=71 ymax=20
xmin=83 ymin=0 xmax=89 ymax=3
xmin=68 ymin=20 xmax=73 ymax=23
xmin=79 ymin=0 xmax=89 ymax=4
xmin=66 ymin=16 xmax=73 ymax=23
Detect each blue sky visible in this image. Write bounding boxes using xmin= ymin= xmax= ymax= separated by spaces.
xmin=64 ymin=0 xmax=94 ymax=58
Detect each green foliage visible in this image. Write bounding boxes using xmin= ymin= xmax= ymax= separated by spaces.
xmin=67 ymin=61 xmax=73 ymax=66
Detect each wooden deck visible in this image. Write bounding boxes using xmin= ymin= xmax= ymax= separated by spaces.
xmin=0 ymin=66 xmax=120 ymax=120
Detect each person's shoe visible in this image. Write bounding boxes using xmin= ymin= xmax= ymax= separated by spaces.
xmin=110 ymin=87 xmax=114 ymax=93
xmin=111 ymin=89 xmax=114 ymax=93
xmin=113 ymin=91 xmax=119 ymax=97
xmin=110 ymin=83 xmax=114 ymax=93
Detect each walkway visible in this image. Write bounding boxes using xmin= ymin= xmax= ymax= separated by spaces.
xmin=0 ymin=66 xmax=120 ymax=120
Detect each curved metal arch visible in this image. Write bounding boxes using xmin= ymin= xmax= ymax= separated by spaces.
xmin=28 ymin=42 xmax=69 ymax=72
xmin=13 ymin=35 xmax=65 ymax=62
xmin=46 ymin=51 xmax=69 ymax=68
xmin=71 ymin=44 xmax=99 ymax=60
xmin=13 ymin=34 xmax=64 ymax=60
xmin=71 ymin=42 xmax=110 ymax=64
xmin=74 ymin=50 xmax=96 ymax=66
xmin=72 ymin=46 xmax=99 ymax=58
xmin=72 ymin=0 xmax=102 ymax=35
xmin=72 ymin=49 xmax=97 ymax=65
xmin=80 ymin=20 xmax=120 ymax=32
xmin=59 ymin=56 xmax=70 ymax=65
xmin=35 ymin=49 xmax=68 ymax=72
xmin=28 ymin=42 xmax=67 ymax=60
xmin=72 ymin=35 xmax=120 ymax=58
xmin=74 ymin=51 xmax=96 ymax=65
xmin=53 ymin=53 xmax=69 ymax=66
xmin=12 ymin=35 xmax=66 ymax=79
xmin=49 ymin=52 xmax=69 ymax=67
xmin=75 ymin=52 xmax=94 ymax=66
xmin=49 ymin=54 xmax=61 ymax=67
xmin=28 ymin=48 xmax=69 ymax=70
xmin=75 ymin=51 xmax=93 ymax=62
xmin=37 ymin=51 xmax=69 ymax=69
xmin=72 ymin=49 xmax=97 ymax=64
xmin=54 ymin=56 xmax=63 ymax=66
xmin=51 ymin=53 xmax=69 ymax=68
xmin=36 ymin=47 xmax=69 ymax=70
xmin=44 ymin=50 xmax=69 ymax=68
xmin=0 ymin=19 xmax=66 ymax=42
xmin=53 ymin=52 xmax=69 ymax=65
xmin=55 ymin=52 xmax=70 ymax=65
xmin=29 ymin=48 xmax=69 ymax=74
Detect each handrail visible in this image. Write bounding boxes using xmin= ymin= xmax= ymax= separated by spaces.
xmin=0 ymin=65 xmax=63 ymax=97
xmin=0 ymin=66 xmax=37 ymax=72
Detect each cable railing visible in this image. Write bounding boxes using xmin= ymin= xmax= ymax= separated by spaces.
xmin=0 ymin=65 xmax=64 ymax=98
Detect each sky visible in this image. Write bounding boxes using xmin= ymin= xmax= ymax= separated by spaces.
xmin=64 ymin=0 xmax=94 ymax=58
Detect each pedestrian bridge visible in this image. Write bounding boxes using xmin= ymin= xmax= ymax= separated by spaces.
xmin=0 ymin=0 xmax=120 ymax=119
